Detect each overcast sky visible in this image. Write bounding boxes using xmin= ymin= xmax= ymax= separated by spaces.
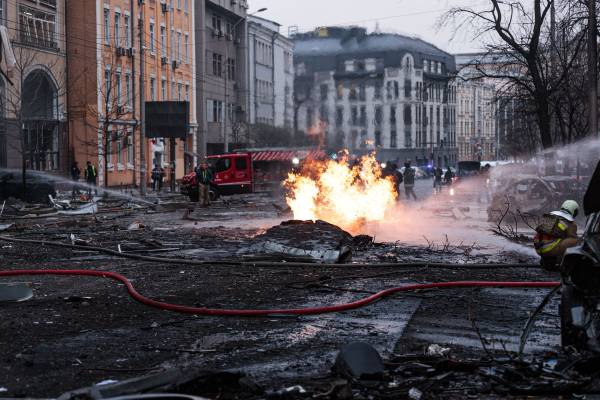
xmin=249 ymin=0 xmax=486 ymax=54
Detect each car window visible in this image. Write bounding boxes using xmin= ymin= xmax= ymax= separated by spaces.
xmin=214 ymin=158 xmax=231 ymax=173
xmin=235 ymin=157 xmax=248 ymax=170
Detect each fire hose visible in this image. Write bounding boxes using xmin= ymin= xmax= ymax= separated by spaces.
xmin=0 ymin=269 xmax=561 ymax=317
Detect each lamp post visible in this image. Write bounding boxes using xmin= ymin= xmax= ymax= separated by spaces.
xmin=223 ymin=8 xmax=267 ymax=153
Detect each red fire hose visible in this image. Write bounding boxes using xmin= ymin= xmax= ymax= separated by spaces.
xmin=0 ymin=269 xmax=561 ymax=317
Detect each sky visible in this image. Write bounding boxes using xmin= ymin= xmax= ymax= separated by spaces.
xmin=249 ymin=0 xmax=486 ymax=54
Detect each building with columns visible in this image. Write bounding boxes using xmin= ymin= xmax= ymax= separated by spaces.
xmin=293 ymin=27 xmax=457 ymax=168
xmin=0 ymin=0 xmax=68 ymax=172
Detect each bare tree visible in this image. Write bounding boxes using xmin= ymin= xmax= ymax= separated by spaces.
xmin=443 ymin=0 xmax=586 ymax=149
xmin=3 ymin=44 xmax=66 ymax=199
xmin=76 ymin=53 xmax=131 ymax=187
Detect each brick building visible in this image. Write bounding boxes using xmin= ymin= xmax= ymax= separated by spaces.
xmin=66 ymin=0 xmax=196 ymax=188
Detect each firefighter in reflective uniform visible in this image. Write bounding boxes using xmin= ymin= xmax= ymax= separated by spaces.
xmin=534 ymin=200 xmax=580 ymax=269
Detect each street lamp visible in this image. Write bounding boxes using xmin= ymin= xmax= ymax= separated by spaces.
xmin=223 ymin=8 xmax=267 ymax=152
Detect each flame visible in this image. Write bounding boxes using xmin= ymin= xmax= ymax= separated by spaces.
xmin=285 ymin=153 xmax=397 ymax=233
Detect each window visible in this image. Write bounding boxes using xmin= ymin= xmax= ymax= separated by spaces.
xmin=185 ymin=84 xmax=190 ymax=101
xmin=114 ymin=12 xmax=121 ymax=46
xmin=184 ymin=0 xmax=188 ymax=13
xmin=177 ymin=0 xmax=181 ymax=9
xmin=160 ymin=26 xmax=166 ymax=57
xmin=177 ymin=32 xmax=182 ymax=61
xmin=210 ymin=100 xmax=223 ymax=122
xmin=105 ymin=67 xmax=112 ymax=104
xmin=115 ymin=70 xmax=122 ymax=106
xmin=320 ymin=84 xmax=328 ymax=101
xmin=320 ymin=105 xmax=329 ymax=123
xmin=117 ymin=131 xmax=123 ymax=165
xmin=235 ymin=157 xmax=247 ymax=170
xmin=212 ymin=52 xmax=223 ymax=77
xmin=171 ymin=82 xmax=176 ymax=100
xmin=161 ymin=78 xmax=167 ymax=100
xmin=374 ymin=82 xmax=382 ymax=99
xmin=106 ymin=133 xmax=113 ymax=166
xmin=375 ymin=131 xmax=381 ymax=147
xmin=184 ymin=34 xmax=189 ymax=63
xmin=227 ymin=58 xmax=235 ymax=80
xmin=178 ymin=83 xmax=182 ymax=100
xmin=337 ymin=84 xmax=344 ymax=100
xmin=127 ymin=132 xmax=133 ymax=165
xmin=19 ymin=5 xmax=57 ymax=49
xmin=374 ymin=106 xmax=382 ymax=126
xmin=404 ymin=79 xmax=412 ymax=99
xmin=104 ymin=8 xmax=110 ymax=45
xmin=125 ymin=72 xmax=131 ymax=107
xmin=124 ymin=15 xmax=130 ymax=47
xmin=390 ymin=131 xmax=397 ymax=148
xmin=150 ymin=78 xmax=156 ymax=101
xmin=170 ymin=27 xmax=175 ymax=60
xmin=359 ymin=106 xmax=366 ymax=127
xmin=351 ymin=107 xmax=358 ymax=125
xmin=390 ymin=106 xmax=396 ymax=124
xmin=149 ymin=22 xmax=155 ymax=53
xmin=212 ymin=14 xmax=222 ymax=32
xmin=359 ymin=83 xmax=366 ymax=101
xmin=214 ymin=157 xmax=231 ymax=172
xmin=336 ymin=108 xmax=344 ymax=126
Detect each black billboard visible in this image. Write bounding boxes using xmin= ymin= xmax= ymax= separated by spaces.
xmin=145 ymin=101 xmax=189 ymax=139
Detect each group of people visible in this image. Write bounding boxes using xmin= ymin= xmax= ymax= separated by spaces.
xmin=433 ymin=167 xmax=455 ymax=194
xmin=382 ymin=161 xmax=418 ymax=201
xmin=70 ymin=161 xmax=98 ymax=198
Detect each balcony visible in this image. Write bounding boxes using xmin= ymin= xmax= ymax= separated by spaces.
xmin=18 ymin=32 xmax=58 ymax=51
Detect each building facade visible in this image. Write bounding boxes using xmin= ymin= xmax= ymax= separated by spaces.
xmin=293 ymin=27 xmax=458 ymax=168
xmin=0 ymin=0 xmax=68 ymax=172
xmin=248 ymin=15 xmax=294 ymax=129
xmin=67 ymin=0 xmax=196 ymax=187
xmin=455 ymin=80 xmax=496 ymax=162
xmin=195 ymin=0 xmax=248 ymax=156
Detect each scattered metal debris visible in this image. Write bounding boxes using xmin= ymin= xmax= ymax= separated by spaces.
xmin=0 ymin=283 xmax=33 ymax=302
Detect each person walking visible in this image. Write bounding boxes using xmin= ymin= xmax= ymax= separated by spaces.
xmin=433 ymin=166 xmax=443 ymax=194
xmin=151 ymin=164 xmax=165 ymax=192
xmin=195 ymin=161 xmax=213 ymax=207
xmin=403 ymin=161 xmax=418 ymax=201
xmin=84 ymin=161 xmax=97 ymax=197
xmin=70 ymin=161 xmax=81 ymax=198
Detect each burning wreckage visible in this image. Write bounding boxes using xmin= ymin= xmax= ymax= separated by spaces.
xmin=0 ymin=154 xmax=600 ymax=399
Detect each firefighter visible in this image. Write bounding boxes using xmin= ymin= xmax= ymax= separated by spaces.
xmin=403 ymin=161 xmax=417 ymax=200
xmin=534 ymin=200 xmax=580 ymax=269
xmin=84 ymin=161 xmax=98 ymax=196
xmin=195 ymin=161 xmax=213 ymax=207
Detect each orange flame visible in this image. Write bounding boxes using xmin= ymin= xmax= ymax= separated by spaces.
xmin=285 ymin=153 xmax=397 ymax=233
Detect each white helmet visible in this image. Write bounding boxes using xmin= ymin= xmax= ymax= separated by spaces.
xmin=561 ymin=200 xmax=579 ymax=218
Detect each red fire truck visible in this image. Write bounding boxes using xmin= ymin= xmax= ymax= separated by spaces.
xmin=181 ymin=148 xmax=326 ymax=201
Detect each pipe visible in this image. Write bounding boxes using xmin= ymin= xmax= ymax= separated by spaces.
xmin=0 ymin=269 xmax=560 ymax=317
xmin=0 ymin=236 xmax=541 ymax=269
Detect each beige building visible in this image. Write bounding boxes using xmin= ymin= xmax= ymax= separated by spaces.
xmin=455 ymin=80 xmax=496 ymax=161
xmin=0 ymin=0 xmax=68 ymax=172
xmin=67 ymin=0 xmax=196 ymax=188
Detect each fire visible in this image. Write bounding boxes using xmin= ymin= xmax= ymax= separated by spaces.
xmin=285 ymin=153 xmax=397 ymax=233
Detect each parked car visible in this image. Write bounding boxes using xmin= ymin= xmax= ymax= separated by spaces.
xmin=0 ymin=170 xmax=56 ymax=204
xmin=560 ymin=160 xmax=600 ymax=351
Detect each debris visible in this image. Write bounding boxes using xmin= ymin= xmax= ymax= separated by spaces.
xmin=245 ymin=220 xmax=353 ymax=263
xmin=0 ymin=283 xmax=33 ymax=302
xmin=57 ymin=202 xmax=98 ymax=215
xmin=64 ymin=296 xmax=92 ymax=303
xmin=95 ymin=380 xmax=119 ymax=386
xmin=127 ymin=221 xmax=145 ymax=231
xmin=426 ymin=344 xmax=451 ymax=357
xmin=0 ymin=387 xmax=7 ymax=393
xmin=408 ymin=387 xmax=423 ymax=400
xmin=333 ymin=342 xmax=384 ymax=380
xmin=0 ymin=223 xmax=13 ymax=231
